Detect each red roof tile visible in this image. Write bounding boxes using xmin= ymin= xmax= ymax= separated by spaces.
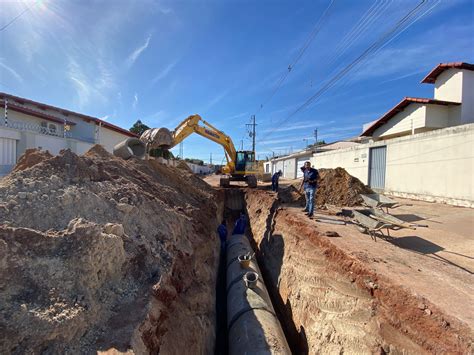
xmin=421 ymin=62 xmax=474 ymax=84
xmin=0 ymin=92 xmax=137 ymax=137
xmin=360 ymin=97 xmax=461 ymax=137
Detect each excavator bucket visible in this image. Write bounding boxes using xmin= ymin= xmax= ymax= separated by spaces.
xmin=141 ymin=127 xmax=174 ymax=149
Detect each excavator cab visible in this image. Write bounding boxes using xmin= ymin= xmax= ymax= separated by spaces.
xmin=235 ymin=151 xmax=255 ymax=173
xmin=221 ymin=150 xmax=258 ymax=188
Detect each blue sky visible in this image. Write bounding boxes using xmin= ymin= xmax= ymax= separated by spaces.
xmin=0 ymin=0 xmax=473 ymax=164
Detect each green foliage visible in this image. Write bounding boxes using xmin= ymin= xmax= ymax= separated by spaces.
xmin=185 ymin=158 xmax=204 ymax=166
xmin=150 ymin=148 xmax=174 ymax=159
xmin=130 ymin=120 xmax=150 ymax=135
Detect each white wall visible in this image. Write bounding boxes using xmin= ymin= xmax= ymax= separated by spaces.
xmin=373 ymin=103 xmax=426 ymax=139
xmin=312 ymin=124 xmax=474 ymax=207
xmin=312 ymin=146 xmax=370 ymax=184
xmin=98 ymin=127 xmax=131 ymax=153
xmin=425 ymin=105 xmax=451 ymax=128
xmin=384 ymin=124 xmax=473 ymax=206
xmin=434 ymin=69 xmax=463 ymax=102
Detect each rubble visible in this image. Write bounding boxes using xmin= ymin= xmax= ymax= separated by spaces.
xmin=0 ymin=146 xmax=220 ymax=353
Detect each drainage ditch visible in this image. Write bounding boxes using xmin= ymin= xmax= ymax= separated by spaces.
xmin=218 ymin=187 xmax=470 ymax=354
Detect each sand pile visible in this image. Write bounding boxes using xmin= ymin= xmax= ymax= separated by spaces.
xmin=0 ymin=145 xmax=219 ymax=354
xmin=278 ymin=168 xmax=373 ymax=207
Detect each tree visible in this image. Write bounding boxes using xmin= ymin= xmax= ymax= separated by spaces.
xmin=185 ymin=158 xmax=204 ymax=166
xmin=130 ymin=120 xmax=150 ymax=135
xmin=150 ymin=148 xmax=174 ymax=159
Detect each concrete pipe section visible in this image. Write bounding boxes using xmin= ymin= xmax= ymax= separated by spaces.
xmin=113 ymin=138 xmax=146 ymax=160
xmin=226 ymin=234 xmax=290 ymax=354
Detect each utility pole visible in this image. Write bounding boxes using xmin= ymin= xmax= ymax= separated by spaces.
xmin=240 ymin=140 xmax=244 ymax=150
xmin=210 ymin=152 xmax=212 ymax=165
xmin=246 ymin=115 xmax=257 ymax=160
xmin=314 ymin=129 xmax=318 ymax=146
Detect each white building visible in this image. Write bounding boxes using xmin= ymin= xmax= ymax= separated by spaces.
xmin=361 ymin=62 xmax=474 ymax=139
xmin=264 ymin=62 xmax=474 ymax=206
xmin=0 ymin=93 xmax=136 ymax=176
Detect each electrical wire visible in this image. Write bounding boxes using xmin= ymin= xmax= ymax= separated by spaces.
xmin=255 ymin=0 xmax=336 ymax=114
xmin=0 ymin=3 xmax=34 ymax=32
xmin=258 ymin=0 xmax=433 ymax=145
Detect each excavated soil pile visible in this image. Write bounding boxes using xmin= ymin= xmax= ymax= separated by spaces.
xmin=12 ymin=148 xmax=53 ymax=173
xmin=278 ymin=167 xmax=373 ymax=207
xmin=0 ymin=146 xmax=219 ymax=354
xmin=317 ymin=167 xmax=373 ymax=206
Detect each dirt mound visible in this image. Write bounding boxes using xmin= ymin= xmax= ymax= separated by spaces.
xmin=83 ymin=144 xmax=113 ymax=158
xmin=12 ymin=148 xmax=53 ymax=173
xmin=317 ymin=168 xmax=373 ymax=206
xmin=0 ymin=146 xmax=220 ymax=353
xmin=176 ymin=160 xmax=192 ymax=172
xmin=278 ymin=168 xmax=373 ymax=207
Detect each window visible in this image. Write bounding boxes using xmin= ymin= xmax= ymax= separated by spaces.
xmin=40 ymin=121 xmax=48 ymax=134
xmin=48 ymin=123 xmax=57 ymax=134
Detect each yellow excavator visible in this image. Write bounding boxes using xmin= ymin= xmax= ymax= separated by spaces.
xmin=137 ymin=114 xmax=258 ymax=187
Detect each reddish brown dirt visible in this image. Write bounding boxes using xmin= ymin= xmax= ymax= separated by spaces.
xmin=12 ymin=148 xmax=53 ymax=173
xmin=275 ymin=167 xmax=373 ymax=207
xmin=0 ymin=146 xmax=221 ymax=354
xmin=317 ymin=167 xmax=374 ymax=206
xmin=243 ymin=189 xmax=473 ymax=354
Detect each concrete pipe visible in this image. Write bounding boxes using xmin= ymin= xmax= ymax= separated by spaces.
xmin=113 ymin=138 xmax=146 ymax=160
xmin=226 ymin=234 xmax=290 ymax=355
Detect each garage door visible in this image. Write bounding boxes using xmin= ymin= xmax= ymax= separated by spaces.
xmin=0 ymin=138 xmax=17 ymax=176
xmin=296 ymin=157 xmax=310 ymax=178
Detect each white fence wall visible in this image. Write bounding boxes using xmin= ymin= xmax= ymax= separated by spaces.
xmin=312 ymin=124 xmax=474 ymax=207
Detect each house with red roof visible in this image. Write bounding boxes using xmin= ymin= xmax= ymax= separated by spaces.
xmin=0 ymin=92 xmax=136 ymax=176
xmin=361 ymin=62 xmax=474 ymax=140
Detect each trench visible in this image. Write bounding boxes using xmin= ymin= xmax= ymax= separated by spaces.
xmin=213 ymin=187 xmax=469 ymax=354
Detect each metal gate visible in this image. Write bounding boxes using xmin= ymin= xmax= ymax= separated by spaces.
xmin=0 ymin=137 xmax=17 ymax=176
xmin=368 ymin=146 xmax=386 ymax=189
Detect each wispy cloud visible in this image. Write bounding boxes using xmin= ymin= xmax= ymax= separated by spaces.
xmin=201 ymin=90 xmax=230 ymax=112
xmin=67 ymin=57 xmax=115 ymax=108
xmin=221 ymin=112 xmax=249 ymax=121
xmin=68 ymin=58 xmax=93 ymax=107
xmin=152 ymin=60 xmax=178 ymax=84
xmin=133 ymin=93 xmax=138 ymax=109
xmin=263 ymin=120 xmax=335 ymax=133
xmin=0 ymin=59 xmax=23 ymax=83
xmin=127 ymin=34 xmax=152 ymax=68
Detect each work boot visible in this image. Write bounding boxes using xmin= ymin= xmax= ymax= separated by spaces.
xmin=302 ymin=209 xmax=308 ymax=212
xmin=307 ymin=213 xmax=313 ymax=218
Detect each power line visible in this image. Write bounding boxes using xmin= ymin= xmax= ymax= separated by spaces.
xmin=255 ymin=0 xmax=336 ymax=114
xmin=0 ymin=3 xmax=35 ymax=32
xmin=258 ymin=0 xmax=432 ymax=144
xmin=325 ymin=0 xmax=392 ymax=71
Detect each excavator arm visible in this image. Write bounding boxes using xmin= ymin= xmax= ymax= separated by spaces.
xmin=141 ymin=114 xmax=237 ymax=174
xmin=172 ymin=115 xmax=237 ymax=173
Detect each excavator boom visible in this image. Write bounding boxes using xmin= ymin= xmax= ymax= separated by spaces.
xmin=138 ymin=114 xmax=257 ymax=186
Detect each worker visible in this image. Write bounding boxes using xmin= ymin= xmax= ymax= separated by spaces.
xmin=233 ymin=212 xmax=247 ymax=235
xmin=299 ymin=161 xmax=319 ymax=218
xmin=217 ymin=220 xmax=227 ymax=251
xmin=271 ymin=170 xmax=282 ymax=192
